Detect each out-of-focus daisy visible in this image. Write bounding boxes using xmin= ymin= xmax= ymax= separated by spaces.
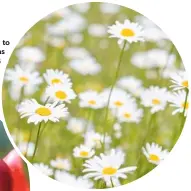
xmin=113 ymin=123 xmax=122 ymax=131
xmin=135 ymin=15 xmax=169 ymax=43
xmin=83 ymin=149 xmax=137 ymax=187
xmin=16 ymin=46 xmax=45 ymax=64
xmin=101 ymin=88 xmax=135 ymax=110
xmin=84 ymin=131 xmax=111 ymax=149
xmin=142 ymin=143 xmax=169 ymax=165
xmin=46 ymin=36 xmax=65 ymax=49
xmin=100 ymin=3 xmax=120 ymax=14
xmin=88 ymin=24 xmax=107 ymax=37
xmin=131 ymin=49 xmax=172 ymax=69
xmin=69 ymin=57 xmax=101 ymax=75
xmin=117 ymin=76 xmax=144 ymax=97
xmin=55 ymin=171 xmax=93 ymax=188
xmin=72 ymin=3 xmax=90 ymax=13
xmin=73 ymin=144 xmax=95 ymax=158
xmin=168 ymin=90 xmax=189 ymax=116
xmin=43 ymin=69 xmax=72 ymax=87
xmin=63 ymin=47 xmax=90 ymax=59
xmin=17 ymin=99 xmax=68 ymax=125
xmin=18 ymin=142 xmax=35 ymax=157
xmin=44 ymin=84 xmax=76 ymax=103
xmin=140 ymin=86 xmax=168 ymax=113
xmin=5 ymin=65 xmax=43 ymax=100
xmin=115 ymin=104 xmax=143 ymax=124
xmin=47 ymin=12 xmax=87 ymax=35
xmin=108 ymin=19 xmax=144 ymax=44
xmin=79 ymin=90 xmax=105 ymax=109
xmin=66 ymin=117 xmax=92 ymax=134
xmin=67 ymin=33 xmax=84 ymax=44
xmin=33 ymin=163 xmax=53 ymax=176
xmin=170 ymin=71 xmax=189 ymax=90
xmin=50 ymin=158 xmax=71 ymax=171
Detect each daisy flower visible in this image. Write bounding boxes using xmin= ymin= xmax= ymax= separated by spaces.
xmin=108 ymin=19 xmax=144 ymax=44
xmin=84 ymin=131 xmax=111 ymax=149
xmin=131 ymin=49 xmax=172 ymax=69
xmin=69 ymin=57 xmax=101 ymax=75
xmin=73 ymin=144 xmax=95 ymax=158
xmin=33 ymin=163 xmax=53 ymax=176
xmin=66 ymin=117 xmax=93 ymax=134
xmin=72 ymin=3 xmax=90 ymax=13
xmin=170 ymin=71 xmax=189 ymax=90
xmin=18 ymin=142 xmax=35 ymax=157
xmin=142 ymin=142 xmax=169 ymax=165
xmin=43 ymin=69 xmax=72 ymax=87
xmin=55 ymin=171 xmax=93 ymax=189
xmin=117 ymin=76 xmax=144 ymax=96
xmin=115 ymin=103 xmax=143 ymax=124
xmin=63 ymin=47 xmax=90 ymax=60
xmin=113 ymin=123 xmax=122 ymax=131
xmin=101 ymin=88 xmax=135 ymax=110
xmin=44 ymin=84 xmax=76 ymax=103
xmin=88 ymin=24 xmax=107 ymax=37
xmin=140 ymin=86 xmax=168 ymax=113
xmin=100 ymin=3 xmax=120 ymax=14
xmin=168 ymin=90 xmax=189 ymax=116
xmin=17 ymin=99 xmax=68 ymax=125
xmin=46 ymin=36 xmax=65 ymax=49
xmin=16 ymin=46 xmax=45 ymax=64
xmin=4 ymin=65 xmax=43 ymax=100
xmin=83 ymin=149 xmax=137 ymax=187
xmin=79 ymin=90 xmax=106 ymax=109
xmin=50 ymin=158 xmax=71 ymax=171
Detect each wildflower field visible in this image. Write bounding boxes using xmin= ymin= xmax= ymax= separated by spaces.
xmin=2 ymin=2 xmax=189 ymax=189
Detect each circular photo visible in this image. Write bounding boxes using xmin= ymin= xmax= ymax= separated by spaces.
xmin=2 ymin=2 xmax=189 ymax=189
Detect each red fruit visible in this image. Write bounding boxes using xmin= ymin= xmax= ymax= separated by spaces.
xmin=0 ymin=159 xmax=13 ymax=191
xmin=3 ymin=150 xmax=30 ymax=191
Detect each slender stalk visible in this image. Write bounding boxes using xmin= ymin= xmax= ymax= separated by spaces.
xmin=102 ymin=41 xmax=127 ymax=150
xmin=31 ymin=122 xmax=43 ymax=162
xmin=25 ymin=125 xmax=33 ymax=158
xmin=110 ymin=178 xmax=114 ymax=188
xmin=85 ymin=108 xmax=93 ymax=133
xmin=135 ymin=112 xmax=156 ymax=177
xmin=16 ymin=86 xmax=24 ymax=144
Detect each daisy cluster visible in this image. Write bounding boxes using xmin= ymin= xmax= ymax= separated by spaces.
xmin=3 ymin=2 xmax=189 ymax=189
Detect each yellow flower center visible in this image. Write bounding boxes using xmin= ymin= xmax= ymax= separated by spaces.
xmin=55 ymin=91 xmax=67 ymax=100
xmin=51 ymin=78 xmax=62 ymax=85
xmin=19 ymin=76 xmax=29 ymax=83
xmin=35 ymin=107 xmax=52 ymax=116
xmin=120 ymin=28 xmax=135 ymax=37
xmin=124 ymin=112 xmax=131 ymax=118
xmin=181 ymin=102 xmax=189 ymax=109
xmin=88 ymin=100 xmax=96 ymax=105
xmin=149 ymin=154 xmax=160 ymax=162
xmin=114 ymin=101 xmax=123 ymax=107
xmin=80 ymin=151 xmax=89 ymax=157
xmin=152 ymin=99 xmax=161 ymax=105
xmin=102 ymin=167 xmax=117 ymax=175
xmin=182 ymin=80 xmax=188 ymax=88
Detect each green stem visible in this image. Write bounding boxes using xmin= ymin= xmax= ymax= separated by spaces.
xmin=136 ymin=112 xmax=156 ymax=178
xmin=110 ymin=178 xmax=114 ymax=188
xmin=102 ymin=41 xmax=127 ymax=151
xmin=25 ymin=125 xmax=33 ymax=158
xmin=16 ymin=86 xmax=24 ymax=145
xmin=31 ymin=122 xmax=43 ymax=162
xmin=85 ymin=109 xmax=93 ymax=133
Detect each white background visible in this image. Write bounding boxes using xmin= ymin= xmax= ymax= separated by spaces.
xmin=0 ymin=0 xmax=190 ymax=190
